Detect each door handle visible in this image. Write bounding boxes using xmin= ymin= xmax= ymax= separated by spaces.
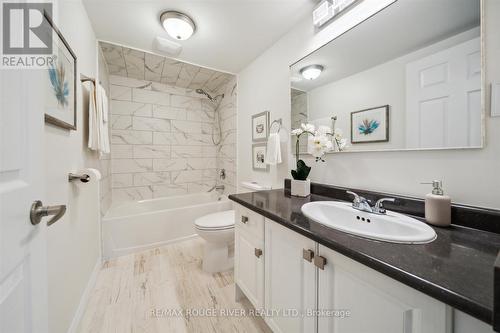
xmin=30 ymin=200 xmax=66 ymax=226
xmin=303 ymin=249 xmax=314 ymax=262
xmin=314 ymin=255 xmax=327 ymax=270
xmin=241 ymin=216 xmax=249 ymax=224
xmin=254 ymin=248 xmax=263 ymax=258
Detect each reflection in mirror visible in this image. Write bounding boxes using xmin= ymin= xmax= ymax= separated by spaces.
xmin=290 ymin=0 xmax=482 ymax=153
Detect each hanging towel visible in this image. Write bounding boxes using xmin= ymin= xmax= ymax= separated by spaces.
xmin=265 ymin=133 xmax=282 ymax=165
xmin=88 ymin=82 xmax=110 ymax=155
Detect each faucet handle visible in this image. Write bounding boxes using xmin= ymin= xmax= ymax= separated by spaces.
xmin=346 ymin=190 xmax=360 ymax=201
xmin=373 ymin=198 xmax=396 ymax=214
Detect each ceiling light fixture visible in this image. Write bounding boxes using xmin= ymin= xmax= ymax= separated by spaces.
xmin=300 ymin=65 xmax=324 ymax=80
xmin=160 ymin=11 xmax=196 ymax=41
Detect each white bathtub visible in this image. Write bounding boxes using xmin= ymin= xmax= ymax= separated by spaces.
xmin=102 ymin=192 xmax=232 ymax=258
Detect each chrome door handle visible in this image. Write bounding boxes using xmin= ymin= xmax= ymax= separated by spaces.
xmin=30 ymin=200 xmax=66 ymax=226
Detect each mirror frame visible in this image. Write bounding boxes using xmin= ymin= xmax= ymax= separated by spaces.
xmin=289 ymin=0 xmax=485 ymax=154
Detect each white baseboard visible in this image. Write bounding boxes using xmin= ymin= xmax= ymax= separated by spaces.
xmin=67 ymin=258 xmax=101 ymax=333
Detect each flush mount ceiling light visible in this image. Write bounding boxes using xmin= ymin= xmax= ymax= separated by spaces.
xmin=160 ymin=11 xmax=196 ymax=40
xmin=300 ymin=65 xmax=324 ymax=80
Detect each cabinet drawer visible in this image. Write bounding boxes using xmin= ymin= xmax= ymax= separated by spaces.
xmin=235 ymin=204 xmax=264 ymax=239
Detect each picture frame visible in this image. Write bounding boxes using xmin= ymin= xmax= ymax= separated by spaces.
xmin=350 ymin=105 xmax=389 ymax=143
xmin=252 ymin=143 xmax=269 ymax=172
xmin=251 ymin=111 xmax=270 ymax=142
xmin=44 ymin=11 xmax=77 ymax=130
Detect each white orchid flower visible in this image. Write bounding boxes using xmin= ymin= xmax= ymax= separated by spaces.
xmin=317 ymin=125 xmax=333 ymax=136
xmin=291 ymin=128 xmax=304 ymax=136
xmin=301 ymin=123 xmax=315 ymax=133
xmin=309 ymin=134 xmax=332 ymax=158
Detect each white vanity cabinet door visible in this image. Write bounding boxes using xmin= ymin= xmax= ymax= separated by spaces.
xmin=317 ymin=245 xmax=451 ymax=333
xmin=265 ymin=220 xmax=317 ymax=333
xmin=235 ymin=227 xmax=264 ymax=309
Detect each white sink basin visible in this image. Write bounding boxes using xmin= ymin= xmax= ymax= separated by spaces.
xmin=301 ymin=201 xmax=436 ymax=244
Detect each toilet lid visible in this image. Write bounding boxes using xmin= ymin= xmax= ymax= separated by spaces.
xmin=194 ymin=210 xmax=235 ymax=230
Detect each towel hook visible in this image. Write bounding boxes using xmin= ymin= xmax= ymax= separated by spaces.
xmin=270 ymin=118 xmax=282 ymax=134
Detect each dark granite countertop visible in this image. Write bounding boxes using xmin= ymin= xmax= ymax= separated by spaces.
xmin=229 ymin=189 xmax=500 ymax=326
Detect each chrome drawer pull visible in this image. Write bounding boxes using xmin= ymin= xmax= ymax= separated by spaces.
xmin=241 ymin=216 xmax=249 ymax=224
xmin=254 ymin=248 xmax=263 ymax=258
xmin=314 ymin=255 xmax=327 ymax=270
xmin=302 ymin=249 xmax=314 ymax=262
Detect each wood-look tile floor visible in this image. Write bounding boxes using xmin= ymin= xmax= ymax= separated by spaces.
xmin=78 ymin=237 xmax=272 ymax=333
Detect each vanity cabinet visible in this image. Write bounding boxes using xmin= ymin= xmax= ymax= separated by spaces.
xmin=233 ymin=204 xmax=494 ymax=333
xmin=317 ymin=245 xmax=450 ymax=333
xmin=234 ymin=205 xmax=265 ymax=309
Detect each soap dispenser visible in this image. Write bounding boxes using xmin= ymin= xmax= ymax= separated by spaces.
xmin=422 ymin=180 xmax=451 ymax=227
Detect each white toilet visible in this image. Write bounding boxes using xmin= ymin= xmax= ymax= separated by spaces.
xmin=195 ymin=210 xmax=235 ymax=273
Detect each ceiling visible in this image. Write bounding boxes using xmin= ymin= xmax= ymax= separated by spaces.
xmin=100 ymin=42 xmax=233 ymax=93
xmin=83 ymin=0 xmax=316 ymax=74
xmin=291 ymin=0 xmax=480 ymax=91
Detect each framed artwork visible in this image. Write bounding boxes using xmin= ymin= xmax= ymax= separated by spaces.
xmin=351 ymin=105 xmax=389 ymax=143
xmin=44 ymin=11 xmax=77 ymax=130
xmin=252 ymin=143 xmax=269 ymax=172
xmin=252 ymin=111 xmax=270 ymax=142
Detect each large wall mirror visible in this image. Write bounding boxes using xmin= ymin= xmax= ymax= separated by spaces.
xmin=290 ymin=0 xmax=482 ymax=153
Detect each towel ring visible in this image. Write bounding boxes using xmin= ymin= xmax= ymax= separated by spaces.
xmin=270 ymin=119 xmax=282 ymax=134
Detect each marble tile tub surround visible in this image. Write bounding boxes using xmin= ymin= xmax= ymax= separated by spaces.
xmin=108 ymin=72 xmax=236 ymax=202
xmin=228 ymin=189 xmax=500 ymax=326
xmin=100 ymin=41 xmax=233 ymax=91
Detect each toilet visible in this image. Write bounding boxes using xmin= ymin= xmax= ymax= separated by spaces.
xmin=195 ymin=210 xmax=235 ymax=273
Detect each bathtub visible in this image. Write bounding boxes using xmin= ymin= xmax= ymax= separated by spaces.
xmin=102 ymin=192 xmax=232 ymax=258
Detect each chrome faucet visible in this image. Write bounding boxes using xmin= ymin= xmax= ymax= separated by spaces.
xmin=346 ymin=191 xmax=373 ymax=213
xmin=346 ymin=191 xmax=396 ymax=215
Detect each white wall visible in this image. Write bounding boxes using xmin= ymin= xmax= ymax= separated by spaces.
xmin=237 ymin=0 xmax=500 ymax=209
xmin=44 ymin=1 xmax=104 ymax=332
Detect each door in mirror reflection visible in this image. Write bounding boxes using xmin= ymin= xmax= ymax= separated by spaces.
xmin=290 ymin=0 xmax=482 ymax=153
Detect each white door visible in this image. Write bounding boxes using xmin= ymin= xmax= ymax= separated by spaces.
xmin=317 ymin=245 xmax=450 ymax=333
xmin=264 ymin=221 xmax=316 ymax=333
xmin=0 ymin=68 xmax=49 ymax=331
xmin=406 ymin=37 xmax=481 ymax=149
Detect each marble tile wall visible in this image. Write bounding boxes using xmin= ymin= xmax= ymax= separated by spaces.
xmin=100 ymin=42 xmax=233 ymax=92
xmin=214 ymin=76 xmax=237 ymax=195
xmin=108 ymin=73 xmax=236 ymax=202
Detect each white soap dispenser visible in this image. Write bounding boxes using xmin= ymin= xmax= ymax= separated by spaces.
xmin=422 ymin=180 xmax=451 ymax=227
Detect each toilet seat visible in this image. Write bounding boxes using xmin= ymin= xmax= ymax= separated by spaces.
xmin=194 ymin=210 xmax=235 ymax=231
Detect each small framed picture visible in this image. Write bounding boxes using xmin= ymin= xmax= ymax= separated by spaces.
xmin=44 ymin=11 xmax=77 ymax=130
xmin=252 ymin=111 xmax=270 ymax=142
xmin=351 ymin=105 xmax=389 ymax=143
xmin=252 ymin=143 xmax=269 ymax=172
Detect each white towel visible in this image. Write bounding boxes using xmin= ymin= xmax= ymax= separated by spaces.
xmin=88 ymin=83 xmax=110 ymax=155
xmin=265 ymin=133 xmax=282 ymax=165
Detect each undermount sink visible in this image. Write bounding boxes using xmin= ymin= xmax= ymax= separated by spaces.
xmin=301 ymin=201 xmax=436 ymax=244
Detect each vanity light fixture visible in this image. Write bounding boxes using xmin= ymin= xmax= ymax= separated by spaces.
xmin=300 ymin=65 xmax=324 ymax=80
xmin=160 ymin=11 xmax=196 ymax=40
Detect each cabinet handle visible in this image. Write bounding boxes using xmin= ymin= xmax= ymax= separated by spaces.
xmin=254 ymin=248 xmax=263 ymax=258
xmin=241 ymin=216 xmax=249 ymax=224
xmin=302 ymin=249 xmax=314 ymax=262
xmin=314 ymin=255 xmax=327 ymax=270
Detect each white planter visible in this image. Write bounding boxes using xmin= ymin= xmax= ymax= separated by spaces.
xmin=291 ymin=179 xmax=311 ymax=197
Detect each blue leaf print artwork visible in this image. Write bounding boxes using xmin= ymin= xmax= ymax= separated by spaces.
xmin=48 ymin=62 xmax=69 ymax=107
xmin=358 ymin=119 xmax=380 ymax=135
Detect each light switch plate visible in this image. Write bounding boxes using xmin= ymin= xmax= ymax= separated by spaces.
xmin=492 ymin=82 xmax=500 ymax=117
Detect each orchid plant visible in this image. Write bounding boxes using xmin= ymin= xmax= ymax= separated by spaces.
xmin=291 ymin=118 xmax=347 ymax=181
